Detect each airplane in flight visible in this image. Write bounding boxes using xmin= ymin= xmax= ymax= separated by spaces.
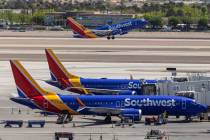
xmin=45 ymin=48 xmax=158 ymax=95
xmin=10 ymin=60 xmax=208 ymax=123
xmin=66 ymin=17 xmax=148 ymax=39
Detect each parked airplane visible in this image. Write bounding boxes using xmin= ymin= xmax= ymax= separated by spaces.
xmin=10 ymin=60 xmax=208 ymax=123
xmin=45 ymin=48 xmax=157 ymax=95
xmin=66 ymin=17 xmax=148 ymax=39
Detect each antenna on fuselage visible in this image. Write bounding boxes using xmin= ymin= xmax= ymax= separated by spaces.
xmin=130 ymin=74 xmax=133 ymax=80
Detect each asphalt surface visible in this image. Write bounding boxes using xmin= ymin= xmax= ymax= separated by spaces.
xmin=0 ymin=31 xmax=210 ymax=140
xmin=0 ymin=108 xmax=210 ymax=140
xmin=1 ymin=30 xmax=210 ymax=39
xmin=1 ymin=35 xmax=210 ymax=63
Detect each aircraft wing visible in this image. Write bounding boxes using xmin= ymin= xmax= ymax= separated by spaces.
xmin=42 ymin=80 xmax=136 ymax=95
xmin=65 ymin=86 xmax=128 ymax=95
xmin=112 ymin=29 xmax=128 ymax=35
xmin=40 ymin=79 xmax=121 ymax=94
xmin=77 ymin=107 xmax=122 ymax=115
xmin=92 ymin=29 xmax=113 ymax=37
xmin=76 ymin=97 xmax=123 ymax=115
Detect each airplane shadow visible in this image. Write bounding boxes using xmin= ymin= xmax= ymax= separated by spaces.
xmin=72 ymin=117 xmax=119 ymax=127
xmin=167 ymin=120 xmax=203 ymax=123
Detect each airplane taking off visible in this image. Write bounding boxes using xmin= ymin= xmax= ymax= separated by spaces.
xmin=45 ymin=48 xmax=157 ymax=95
xmin=10 ymin=60 xmax=208 ymax=123
xmin=66 ymin=17 xmax=148 ymax=39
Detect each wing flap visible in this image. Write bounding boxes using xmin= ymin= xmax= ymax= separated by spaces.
xmin=65 ymin=86 xmax=122 ymax=95
xmin=77 ymin=107 xmax=122 ymax=115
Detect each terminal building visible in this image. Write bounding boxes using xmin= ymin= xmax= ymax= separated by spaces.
xmin=143 ymin=71 xmax=210 ymax=106
xmin=44 ymin=12 xmax=134 ymax=28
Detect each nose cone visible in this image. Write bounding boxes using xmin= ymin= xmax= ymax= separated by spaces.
xmin=141 ymin=18 xmax=148 ymax=25
xmin=200 ymin=104 xmax=208 ymax=112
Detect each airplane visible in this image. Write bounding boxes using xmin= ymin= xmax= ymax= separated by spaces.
xmin=10 ymin=60 xmax=208 ymax=124
xmin=45 ymin=48 xmax=158 ymax=95
xmin=66 ymin=17 xmax=148 ymax=39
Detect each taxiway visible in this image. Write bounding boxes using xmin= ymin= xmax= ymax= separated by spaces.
xmin=0 ymin=31 xmax=210 ymax=140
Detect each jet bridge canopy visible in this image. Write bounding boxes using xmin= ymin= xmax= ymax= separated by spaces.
xmin=156 ymin=74 xmax=210 ymax=106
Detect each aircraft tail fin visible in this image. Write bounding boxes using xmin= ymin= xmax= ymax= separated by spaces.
xmin=10 ymin=60 xmax=50 ymax=98
xmin=45 ymin=48 xmax=79 ymax=82
xmin=66 ymin=17 xmax=97 ymax=38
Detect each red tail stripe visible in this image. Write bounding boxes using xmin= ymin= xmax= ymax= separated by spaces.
xmin=11 ymin=62 xmax=43 ymax=98
xmin=67 ymin=19 xmax=86 ymax=37
xmin=46 ymin=50 xmax=68 ymax=79
xmin=10 ymin=61 xmax=61 ymax=113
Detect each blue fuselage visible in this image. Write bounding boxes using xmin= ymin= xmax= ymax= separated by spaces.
xmin=11 ymin=95 xmax=208 ymax=117
xmin=46 ymin=77 xmax=158 ymax=95
xmin=60 ymin=95 xmax=207 ymax=116
xmin=80 ymin=78 xmax=157 ymax=94
xmin=97 ymin=19 xmax=148 ymax=35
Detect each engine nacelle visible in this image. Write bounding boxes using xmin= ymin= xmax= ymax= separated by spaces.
xmin=120 ymin=31 xmax=128 ymax=35
xmin=111 ymin=29 xmax=128 ymax=36
xmin=120 ymin=109 xmax=142 ymax=122
xmin=118 ymin=90 xmax=137 ymax=95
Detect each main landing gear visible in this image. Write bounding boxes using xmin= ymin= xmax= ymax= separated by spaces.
xmin=185 ymin=116 xmax=193 ymax=122
xmin=107 ymin=36 xmax=115 ymax=40
xmin=56 ymin=111 xmax=73 ymax=124
xmin=104 ymin=115 xmax=112 ymax=123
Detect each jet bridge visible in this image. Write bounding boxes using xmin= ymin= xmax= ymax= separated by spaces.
xmin=156 ymin=73 xmax=210 ymax=106
xmin=135 ymin=72 xmax=210 ymax=106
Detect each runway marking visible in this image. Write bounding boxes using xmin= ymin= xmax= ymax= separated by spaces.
xmin=0 ymin=44 xmax=210 ymax=48
xmin=1 ymin=50 xmax=210 ymax=56
xmin=0 ymin=37 xmax=210 ymax=42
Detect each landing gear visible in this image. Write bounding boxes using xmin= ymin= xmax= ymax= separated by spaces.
xmin=176 ymin=115 xmax=180 ymax=119
xmin=104 ymin=115 xmax=112 ymax=123
xmin=56 ymin=111 xmax=73 ymax=124
xmin=120 ymin=117 xmax=132 ymax=124
xmin=107 ymin=36 xmax=115 ymax=40
xmin=185 ymin=116 xmax=193 ymax=122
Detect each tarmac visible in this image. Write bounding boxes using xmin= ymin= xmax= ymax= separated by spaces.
xmin=0 ymin=31 xmax=210 ymax=140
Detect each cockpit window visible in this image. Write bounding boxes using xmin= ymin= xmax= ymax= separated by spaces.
xmin=192 ymin=99 xmax=197 ymax=105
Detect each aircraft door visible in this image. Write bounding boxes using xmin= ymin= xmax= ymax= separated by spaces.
xmin=182 ymin=98 xmax=186 ymax=110
xmin=116 ymin=101 xmax=121 ymax=108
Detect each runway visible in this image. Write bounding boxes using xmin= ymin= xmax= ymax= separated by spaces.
xmin=1 ymin=35 xmax=210 ymax=63
xmin=1 ymin=31 xmax=210 ymax=140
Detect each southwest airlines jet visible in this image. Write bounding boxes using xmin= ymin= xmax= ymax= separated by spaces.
xmin=66 ymin=17 xmax=148 ymax=39
xmin=45 ymin=48 xmax=157 ymax=95
xmin=10 ymin=60 xmax=207 ymax=123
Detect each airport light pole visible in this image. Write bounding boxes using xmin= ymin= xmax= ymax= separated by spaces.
xmin=120 ymin=0 xmax=125 ymax=14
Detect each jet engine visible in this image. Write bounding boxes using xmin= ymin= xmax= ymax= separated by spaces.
xmin=118 ymin=90 xmax=137 ymax=95
xmin=120 ymin=31 xmax=128 ymax=35
xmin=120 ymin=109 xmax=142 ymax=122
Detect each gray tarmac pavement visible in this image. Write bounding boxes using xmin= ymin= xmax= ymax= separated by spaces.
xmin=0 ymin=110 xmax=210 ymax=140
xmin=1 ymin=30 xmax=210 ymax=39
xmin=1 ymin=35 xmax=210 ymax=63
xmin=2 ymin=53 xmax=210 ymax=63
xmin=0 ymin=31 xmax=210 ymax=140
